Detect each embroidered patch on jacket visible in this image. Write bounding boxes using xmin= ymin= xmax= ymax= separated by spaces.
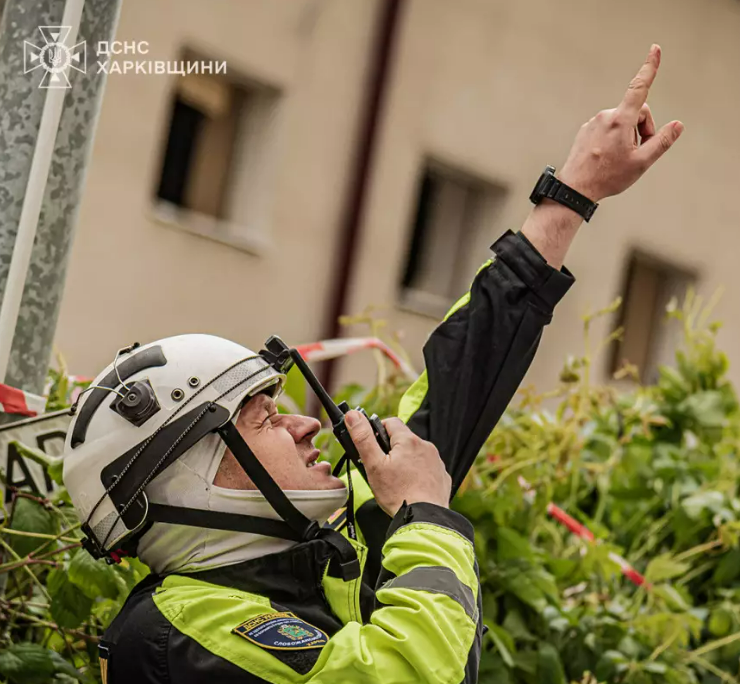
xmin=233 ymin=612 xmax=328 ymax=651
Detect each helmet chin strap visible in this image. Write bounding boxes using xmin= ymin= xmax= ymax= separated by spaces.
xmin=216 ymin=422 xmax=319 ymax=538
xmin=139 ymin=422 xmax=361 ymax=581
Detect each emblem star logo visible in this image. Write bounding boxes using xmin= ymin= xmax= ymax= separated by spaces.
xmin=23 ymin=26 xmax=86 ymax=89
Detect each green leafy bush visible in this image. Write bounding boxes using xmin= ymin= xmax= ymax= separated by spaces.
xmin=455 ymin=294 xmax=740 ymax=684
xmin=0 ymin=373 xmax=149 ymax=684
xmin=316 ymin=296 xmax=740 ymax=684
xmin=4 ymin=294 xmax=740 ymax=683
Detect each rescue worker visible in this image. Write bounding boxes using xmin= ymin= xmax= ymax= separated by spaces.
xmin=62 ymin=46 xmax=680 ymax=683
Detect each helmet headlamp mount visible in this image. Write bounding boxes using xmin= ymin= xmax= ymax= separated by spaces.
xmin=110 ymin=379 xmax=161 ymax=426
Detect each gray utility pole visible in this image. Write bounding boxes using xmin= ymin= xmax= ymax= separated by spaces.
xmin=0 ymin=0 xmax=121 ymax=396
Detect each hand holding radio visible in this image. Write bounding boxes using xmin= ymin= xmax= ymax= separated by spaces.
xmin=345 ymin=412 xmax=451 ymax=517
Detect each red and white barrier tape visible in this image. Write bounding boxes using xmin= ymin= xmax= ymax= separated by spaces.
xmin=296 ymin=337 xmax=417 ymax=380
xmin=518 ymin=476 xmax=648 ymax=588
xmin=0 ymin=383 xmax=46 ymax=417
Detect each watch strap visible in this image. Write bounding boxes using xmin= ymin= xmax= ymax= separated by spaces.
xmin=543 ymin=176 xmax=598 ymax=222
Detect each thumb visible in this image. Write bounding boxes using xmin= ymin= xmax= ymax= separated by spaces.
xmin=345 ymin=410 xmax=384 ymax=466
xmin=637 ymin=120 xmax=684 ymax=167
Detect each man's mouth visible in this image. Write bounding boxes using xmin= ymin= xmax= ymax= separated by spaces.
xmin=306 ymin=448 xmax=321 ymax=467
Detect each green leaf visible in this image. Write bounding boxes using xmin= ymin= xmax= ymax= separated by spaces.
xmin=48 ymin=567 xmax=94 ymax=629
xmin=712 ymin=548 xmax=740 ymax=585
xmin=653 ymin=584 xmax=690 ymax=612
xmin=546 ymin=557 xmax=577 ymax=580
xmin=279 ymin=366 xmax=307 ymax=413
xmin=708 ymin=608 xmax=733 ymax=637
xmin=680 ymin=391 xmax=725 ymax=428
xmin=0 ymin=643 xmax=81 ymax=684
xmin=68 ymin=548 xmax=124 ymax=600
xmin=479 ymin=651 xmax=512 ymax=683
xmin=499 ymin=568 xmax=547 ymax=613
xmin=48 ymin=459 xmax=64 ymax=486
xmin=595 ymin=650 xmax=629 ymax=682
xmin=8 ymin=496 xmax=59 ymax=557
xmin=487 ymin=624 xmax=515 ymax=667
xmin=497 ymin=527 xmax=535 ymax=563
xmin=512 ymin=650 xmax=538 ymax=675
xmin=645 ymin=553 xmax=691 ymax=583
xmin=116 ymin=556 xmax=151 ymax=593
xmin=0 ymin=643 xmax=55 ymax=684
xmin=537 ymin=642 xmax=566 ymax=684
xmin=501 ymin=607 xmax=535 ymax=641
xmin=528 ymin=566 xmax=559 ymax=603
xmin=681 ymin=490 xmax=725 ymax=520
xmin=617 ymin=635 xmax=642 ymax=659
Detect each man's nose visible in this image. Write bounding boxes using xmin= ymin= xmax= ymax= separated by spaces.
xmin=289 ymin=415 xmax=321 ymax=443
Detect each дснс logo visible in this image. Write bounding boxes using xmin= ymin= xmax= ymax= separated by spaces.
xmin=23 ymin=26 xmax=86 ymax=89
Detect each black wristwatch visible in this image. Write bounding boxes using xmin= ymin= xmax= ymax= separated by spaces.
xmin=529 ymin=166 xmax=598 ymax=222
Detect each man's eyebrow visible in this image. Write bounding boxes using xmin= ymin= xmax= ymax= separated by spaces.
xmin=249 ymin=393 xmax=276 ymax=413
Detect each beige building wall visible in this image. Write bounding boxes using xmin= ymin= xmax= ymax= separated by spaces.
xmin=54 ymin=0 xmax=380 ymax=375
xmin=56 ymin=0 xmax=740 ymax=398
xmin=342 ymin=0 xmax=740 ymax=394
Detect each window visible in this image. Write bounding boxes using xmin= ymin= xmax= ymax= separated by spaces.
xmin=399 ymin=162 xmax=506 ymax=317
xmin=609 ymin=250 xmax=697 ymax=383
xmin=154 ymin=55 xmax=282 ymax=253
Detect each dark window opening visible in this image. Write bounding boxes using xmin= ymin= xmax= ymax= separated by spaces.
xmin=399 ymin=163 xmax=506 ymax=317
xmin=609 ymin=250 xmax=697 ymax=383
xmin=156 ymin=99 xmax=205 ymax=207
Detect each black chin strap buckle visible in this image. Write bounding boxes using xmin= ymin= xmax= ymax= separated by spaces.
xmin=302 ymin=520 xmax=321 ymax=541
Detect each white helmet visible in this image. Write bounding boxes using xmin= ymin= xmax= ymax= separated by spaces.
xmin=63 ymin=334 xmax=287 ymax=560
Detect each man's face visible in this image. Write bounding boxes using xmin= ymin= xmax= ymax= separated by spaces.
xmin=214 ymin=393 xmax=345 ymax=491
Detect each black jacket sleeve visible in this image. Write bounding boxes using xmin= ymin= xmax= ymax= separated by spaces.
xmin=398 ymin=229 xmax=574 ymax=493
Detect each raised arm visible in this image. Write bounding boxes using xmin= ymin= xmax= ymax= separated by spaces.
xmin=344 ymin=46 xmax=683 ymax=583
xmin=400 ymin=44 xmax=682 ymax=491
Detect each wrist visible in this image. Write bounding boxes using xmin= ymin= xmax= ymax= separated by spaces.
xmin=557 ymin=165 xmax=602 ymax=203
xmin=521 ymin=202 xmax=583 ymax=270
xmin=404 ymin=494 xmax=449 ymax=510
xmin=385 ymin=501 xmax=474 ymax=544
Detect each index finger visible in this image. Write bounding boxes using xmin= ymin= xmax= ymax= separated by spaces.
xmin=346 ymin=410 xmax=385 ymax=466
xmin=619 ymin=45 xmax=661 ymax=118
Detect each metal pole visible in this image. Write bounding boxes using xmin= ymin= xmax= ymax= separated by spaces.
xmin=0 ymin=0 xmax=121 ymax=395
xmin=0 ymin=0 xmax=85 ymax=383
